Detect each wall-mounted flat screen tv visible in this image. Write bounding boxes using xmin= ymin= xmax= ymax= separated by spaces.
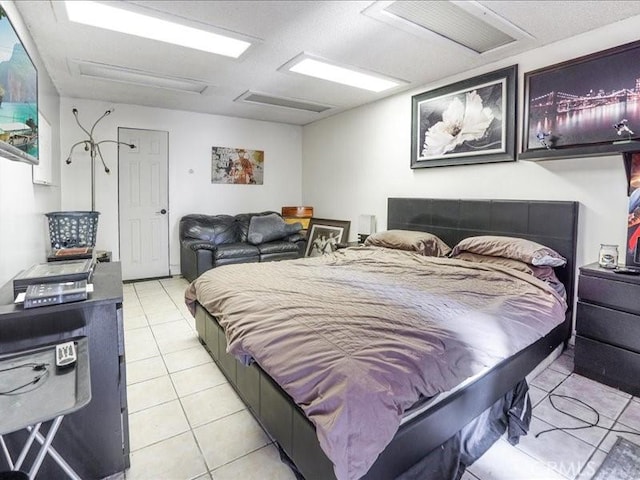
xmin=0 ymin=6 xmax=38 ymax=165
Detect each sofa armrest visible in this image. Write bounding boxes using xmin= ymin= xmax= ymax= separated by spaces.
xmin=185 ymin=241 xmax=218 ymax=252
xmin=285 ymin=232 xmax=305 ymax=243
xmin=285 ymin=233 xmax=306 ymax=257
xmin=180 ymin=240 xmax=216 ymax=282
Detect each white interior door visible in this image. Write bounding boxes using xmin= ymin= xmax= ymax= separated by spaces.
xmin=118 ymin=128 xmax=169 ymax=281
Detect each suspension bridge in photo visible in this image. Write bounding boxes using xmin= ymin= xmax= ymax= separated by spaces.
xmin=530 ymin=83 xmax=640 ymax=114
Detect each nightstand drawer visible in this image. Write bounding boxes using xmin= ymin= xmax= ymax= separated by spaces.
xmin=577 ymin=301 xmax=640 ymax=353
xmin=575 ymin=336 xmax=640 ymax=396
xmin=578 ymin=274 xmax=640 ymax=315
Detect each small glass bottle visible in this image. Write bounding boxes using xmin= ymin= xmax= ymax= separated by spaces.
xmin=598 ymin=244 xmax=618 ymax=269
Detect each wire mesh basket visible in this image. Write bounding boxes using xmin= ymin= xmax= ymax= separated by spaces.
xmin=46 ymin=211 xmax=100 ymax=249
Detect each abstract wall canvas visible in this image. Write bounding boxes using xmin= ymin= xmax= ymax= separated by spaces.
xmin=211 ymin=146 xmax=264 ymax=185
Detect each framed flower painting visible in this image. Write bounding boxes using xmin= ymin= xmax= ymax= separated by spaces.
xmin=411 ymin=65 xmax=517 ymax=168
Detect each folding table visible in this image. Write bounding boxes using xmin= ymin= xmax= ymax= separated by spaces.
xmin=0 ymin=339 xmax=90 ymax=479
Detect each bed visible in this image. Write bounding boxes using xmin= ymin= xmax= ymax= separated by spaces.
xmin=185 ymin=198 xmax=579 ymax=480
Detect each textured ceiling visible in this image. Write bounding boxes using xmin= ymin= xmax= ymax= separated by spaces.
xmin=14 ymin=1 xmax=640 ymax=125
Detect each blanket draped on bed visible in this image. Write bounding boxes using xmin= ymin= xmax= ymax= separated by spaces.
xmin=185 ymin=247 xmax=566 ymax=480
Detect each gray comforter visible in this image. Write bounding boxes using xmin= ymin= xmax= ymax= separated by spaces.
xmin=185 ymin=247 xmax=566 ymax=480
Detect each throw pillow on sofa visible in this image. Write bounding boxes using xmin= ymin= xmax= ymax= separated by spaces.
xmin=248 ymin=213 xmax=302 ymax=245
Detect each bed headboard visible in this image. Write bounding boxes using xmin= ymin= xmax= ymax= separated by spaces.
xmin=387 ymin=198 xmax=579 ymax=316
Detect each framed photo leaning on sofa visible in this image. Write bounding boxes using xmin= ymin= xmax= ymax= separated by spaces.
xmin=304 ymin=218 xmax=350 ymax=257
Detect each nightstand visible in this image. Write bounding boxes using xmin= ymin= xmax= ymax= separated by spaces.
xmin=575 ymin=262 xmax=640 ymax=395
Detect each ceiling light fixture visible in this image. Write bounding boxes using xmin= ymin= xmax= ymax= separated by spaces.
xmin=362 ymin=1 xmax=531 ymax=55
xmin=383 ymin=1 xmax=515 ymax=53
xmin=283 ymin=54 xmax=403 ymax=93
xmin=63 ymin=1 xmax=251 ymax=58
xmin=71 ymin=60 xmax=209 ymax=94
xmin=235 ymin=91 xmax=332 ymax=113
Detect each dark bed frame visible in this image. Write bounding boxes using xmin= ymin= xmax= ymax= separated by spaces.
xmin=193 ymin=198 xmax=579 ymax=480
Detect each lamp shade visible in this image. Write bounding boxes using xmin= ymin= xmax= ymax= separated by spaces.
xmin=358 ymin=214 xmax=376 ymax=237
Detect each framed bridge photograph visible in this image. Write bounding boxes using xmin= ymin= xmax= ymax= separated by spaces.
xmin=521 ymin=40 xmax=640 ymax=160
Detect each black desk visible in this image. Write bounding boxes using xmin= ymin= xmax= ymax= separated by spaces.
xmin=0 ymin=263 xmax=129 ymax=479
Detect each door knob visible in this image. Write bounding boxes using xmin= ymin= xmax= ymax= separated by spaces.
xmin=157 ymin=209 xmax=167 ymax=215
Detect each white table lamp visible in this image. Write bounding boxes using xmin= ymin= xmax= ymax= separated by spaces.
xmin=358 ymin=214 xmax=376 ymax=244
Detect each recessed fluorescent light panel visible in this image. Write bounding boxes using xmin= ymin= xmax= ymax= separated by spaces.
xmin=363 ymin=1 xmax=531 ymax=55
xmin=235 ymin=91 xmax=332 ymax=113
xmin=283 ymin=55 xmax=404 ymax=93
xmin=63 ymin=1 xmax=251 ymax=58
xmin=71 ymin=60 xmax=209 ymax=94
xmin=384 ymin=1 xmax=514 ymax=53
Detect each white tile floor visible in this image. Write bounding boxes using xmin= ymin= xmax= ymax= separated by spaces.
xmin=119 ymin=277 xmax=640 ymax=480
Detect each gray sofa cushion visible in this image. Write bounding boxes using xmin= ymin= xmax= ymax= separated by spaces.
xmin=256 ymin=240 xmax=301 ymax=255
xmin=214 ymin=243 xmax=260 ymax=260
xmin=247 ymin=213 xmax=301 ymax=245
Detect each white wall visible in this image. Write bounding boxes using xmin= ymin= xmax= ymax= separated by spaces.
xmin=302 ymin=16 xmax=640 ymax=272
xmin=60 ymin=98 xmax=303 ymax=274
xmin=0 ymin=2 xmax=61 ymax=286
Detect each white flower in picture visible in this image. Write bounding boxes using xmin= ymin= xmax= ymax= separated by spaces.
xmin=422 ymin=91 xmax=494 ymax=157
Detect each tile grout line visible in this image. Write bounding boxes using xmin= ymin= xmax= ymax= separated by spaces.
xmin=527 ymin=368 xmax=639 ymax=480
xmin=126 ymin=351 xmax=213 ymax=387
xmin=505 ymin=371 xmax=587 ymax=480
xmin=207 ymin=442 xmax=277 ymax=476
xmin=531 ymin=385 xmax=623 ymax=449
xmin=158 ymin=279 xmax=278 ymax=476
xmin=145 ymin=279 xmax=213 ymax=477
xmin=128 ymin=281 xmax=205 ymax=473
xmin=540 ymin=372 xmax=602 ymax=480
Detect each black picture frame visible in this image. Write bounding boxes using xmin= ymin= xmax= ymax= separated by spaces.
xmin=521 ymin=40 xmax=640 ymax=161
xmin=304 ymin=218 xmax=350 ymax=257
xmin=411 ymin=65 xmax=517 ymax=168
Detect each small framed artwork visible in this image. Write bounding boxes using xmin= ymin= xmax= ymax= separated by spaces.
xmin=211 ymin=146 xmax=264 ymax=184
xmin=521 ymin=40 xmax=640 ymax=160
xmin=304 ymin=218 xmax=350 ymax=257
xmin=411 ymin=65 xmax=517 ymax=168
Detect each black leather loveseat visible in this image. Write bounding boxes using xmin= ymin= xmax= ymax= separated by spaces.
xmin=180 ymin=211 xmax=305 ymax=282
